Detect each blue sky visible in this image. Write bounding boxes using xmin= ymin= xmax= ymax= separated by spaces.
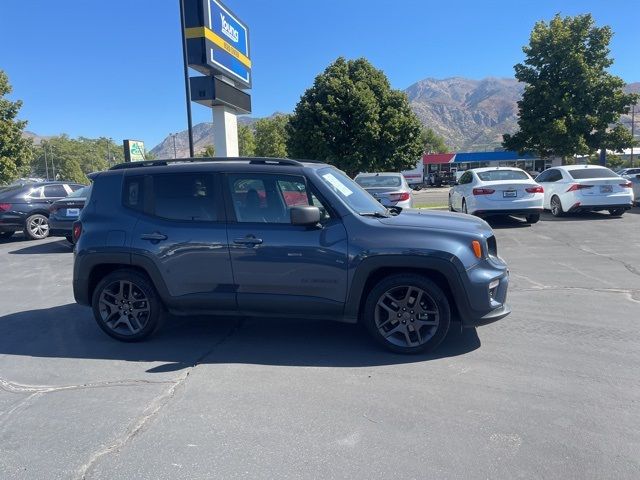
xmin=1 ymin=0 xmax=638 ymax=148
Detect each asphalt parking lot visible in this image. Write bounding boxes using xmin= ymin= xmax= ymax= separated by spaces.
xmin=1 ymin=209 xmax=639 ymax=479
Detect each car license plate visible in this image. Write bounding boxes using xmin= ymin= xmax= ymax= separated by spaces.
xmin=66 ymin=208 xmax=80 ymax=217
xmin=600 ymin=185 xmax=612 ymax=193
xmin=503 ymin=191 xmax=517 ymax=198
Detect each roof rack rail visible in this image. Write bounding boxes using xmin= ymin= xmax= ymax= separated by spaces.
xmin=108 ymin=157 xmax=320 ymax=170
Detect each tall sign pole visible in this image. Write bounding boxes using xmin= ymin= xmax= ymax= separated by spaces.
xmin=179 ymin=0 xmax=195 ymax=157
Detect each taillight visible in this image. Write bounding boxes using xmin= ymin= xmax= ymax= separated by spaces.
xmin=566 ymin=184 xmax=593 ymax=192
xmin=72 ymin=222 xmax=82 ymax=242
xmin=0 ymin=203 xmax=11 ymax=212
xmin=389 ymin=192 xmax=410 ymax=202
xmin=525 ymin=186 xmax=544 ymax=193
xmin=472 ymin=188 xmax=495 ymax=195
xmin=619 ymin=182 xmax=632 ymax=188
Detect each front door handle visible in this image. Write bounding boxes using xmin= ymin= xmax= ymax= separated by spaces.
xmin=140 ymin=232 xmax=167 ymax=242
xmin=233 ymin=236 xmax=263 ymax=246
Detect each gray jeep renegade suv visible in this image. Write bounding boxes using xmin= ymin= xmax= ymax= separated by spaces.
xmin=73 ymin=158 xmax=510 ymax=353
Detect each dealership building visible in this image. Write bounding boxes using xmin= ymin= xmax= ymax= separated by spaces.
xmin=423 ymin=150 xmax=561 ymax=178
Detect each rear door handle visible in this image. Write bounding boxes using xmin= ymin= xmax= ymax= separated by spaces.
xmin=140 ymin=232 xmax=167 ymax=241
xmin=233 ymin=236 xmax=263 ymax=246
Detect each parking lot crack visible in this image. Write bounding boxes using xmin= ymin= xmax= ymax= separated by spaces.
xmin=76 ymin=317 xmax=243 ymax=480
xmin=0 ymin=377 xmax=177 ymax=395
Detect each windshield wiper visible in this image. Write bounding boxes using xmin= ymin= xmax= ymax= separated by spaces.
xmin=359 ymin=211 xmax=390 ymax=218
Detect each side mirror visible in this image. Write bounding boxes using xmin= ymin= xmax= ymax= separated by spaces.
xmin=290 ymin=206 xmax=321 ymax=226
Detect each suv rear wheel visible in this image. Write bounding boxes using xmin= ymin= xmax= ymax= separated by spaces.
xmin=91 ymin=269 xmax=163 ymax=342
xmin=363 ymin=274 xmax=450 ymax=354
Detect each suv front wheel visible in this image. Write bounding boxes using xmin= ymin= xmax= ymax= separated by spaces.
xmin=363 ymin=274 xmax=450 ymax=354
xmin=91 ymin=269 xmax=163 ymax=342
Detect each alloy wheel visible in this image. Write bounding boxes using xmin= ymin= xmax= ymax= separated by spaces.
xmin=374 ymin=285 xmax=440 ymax=348
xmin=98 ymin=280 xmax=151 ymax=335
xmin=28 ymin=216 xmax=49 ymax=239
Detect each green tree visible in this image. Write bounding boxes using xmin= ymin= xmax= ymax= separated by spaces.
xmin=421 ymin=128 xmax=449 ymax=153
xmin=197 ymin=144 xmax=215 ymax=157
xmin=0 ymin=70 xmax=33 ymax=184
xmin=31 ymin=136 xmax=124 ymax=183
xmin=287 ymin=57 xmax=424 ymax=177
xmin=254 ymin=115 xmax=289 ymax=157
xmin=238 ymin=124 xmax=255 ymax=156
xmin=503 ymin=14 xmax=638 ymax=162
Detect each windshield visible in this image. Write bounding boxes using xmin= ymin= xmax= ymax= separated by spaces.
xmin=317 ymin=167 xmax=387 ymax=215
xmin=355 ymin=175 xmax=402 ymax=188
xmin=68 ymin=185 xmax=91 ymax=198
xmin=568 ymin=168 xmax=618 ymax=179
xmin=477 ymin=170 xmax=530 ymax=181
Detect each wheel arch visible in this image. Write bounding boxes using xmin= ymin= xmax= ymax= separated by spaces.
xmin=344 ymin=255 xmax=468 ymax=323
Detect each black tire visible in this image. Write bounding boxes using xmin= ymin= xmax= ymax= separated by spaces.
xmin=362 ymin=274 xmax=451 ymax=354
xmin=91 ymin=269 xmax=163 ymax=342
xmin=448 ymin=195 xmax=454 ymax=212
xmin=550 ymin=196 xmax=564 ymax=217
xmin=65 ymin=234 xmax=74 ymax=245
xmin=23 ymin=214 xmax=50 ymax=240
xmin=0 ymin=231 xmax=14 ymax=239
xmin=525 ymin=213 xmax=540 ymax=224
xmin=608 ymin=208 xmax=625 ymax=217
xmin=462 ymin=199 xmax=468 ymax=214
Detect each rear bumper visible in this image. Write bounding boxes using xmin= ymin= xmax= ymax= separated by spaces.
xmin=0 ymin=214 xmax=24 ymax=232
xmin=474 ymin=207 xmax=543 ymax=217
xmin=49 ymin=218 xmax=74 ymax=235
xmin=569 ymin=203 xmax=633 ymax=212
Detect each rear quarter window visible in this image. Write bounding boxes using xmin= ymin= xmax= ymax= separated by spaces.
xmin=568 ymin=168 xmax=617 ymax=179
xmin=123 ymin=176 xmax=146 ymax=212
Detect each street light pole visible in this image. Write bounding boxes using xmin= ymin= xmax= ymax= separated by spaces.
xmin=43 ymin=143 xmax=49 ymax=180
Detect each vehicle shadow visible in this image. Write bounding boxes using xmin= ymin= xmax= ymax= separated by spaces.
xmin=540 ymin=211 xmax=621 ymax=222
xmin=0 ymin=303 xmax=481 ymax=371
xmin=484 ymin=215 xmax=532 ymax=229
xmin=7 ymin=238 xmax=72 ymax=254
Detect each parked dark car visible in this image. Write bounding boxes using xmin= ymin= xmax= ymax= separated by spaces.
xmin=0 ymin=181 xmax=85 ymax=240
xmin=49 ymin=185 xmax=92 ymax=243
xmin=73 ymin=158 xmax=510 ymax=354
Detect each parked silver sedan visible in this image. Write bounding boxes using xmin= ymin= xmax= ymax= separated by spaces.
xmin=354 ymin=172 xmax=414 ymax=208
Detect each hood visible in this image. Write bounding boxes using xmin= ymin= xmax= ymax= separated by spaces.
xmin=378 ymin=209 xmax=492 ymax=235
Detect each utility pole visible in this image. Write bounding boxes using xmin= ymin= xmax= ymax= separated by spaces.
xmin=172 ymin=134 xmax=177 ymax=159
xmin=50 ymin=145 xmax=56 ymax=180
xmin=631 ymin=104 xmax=635 ymax=167
xmin=43 ymin=144 xmax=49 ymax=180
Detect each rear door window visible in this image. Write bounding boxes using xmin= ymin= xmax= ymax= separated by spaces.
xmin=43 ymin=184 xmax=68 ymax=198
xmin=152 ymin=173 xmax=217 ymax=222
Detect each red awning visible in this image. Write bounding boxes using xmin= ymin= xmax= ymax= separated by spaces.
xmin=423 ymin=153 xmax=455 ymax=165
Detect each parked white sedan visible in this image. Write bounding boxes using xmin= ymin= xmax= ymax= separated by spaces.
xmin=449 ymin=167 xmax=544 ymax=223
xmin=535 ymin=165 xmax=634 ymax=217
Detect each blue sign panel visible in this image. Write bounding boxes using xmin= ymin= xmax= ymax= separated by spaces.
xmin=207 ymin=0 xmax=251 ymax=86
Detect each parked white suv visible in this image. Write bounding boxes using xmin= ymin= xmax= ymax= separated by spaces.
xmin=536 ymin=165 xmax=634 ymax=217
